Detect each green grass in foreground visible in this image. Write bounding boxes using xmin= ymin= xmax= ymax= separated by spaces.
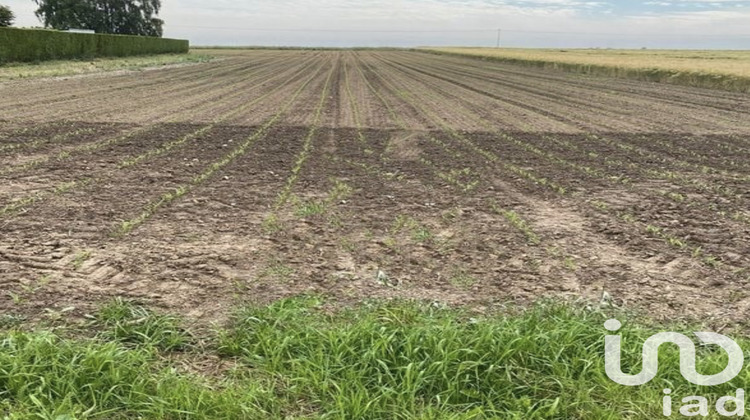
xmin=1 ymin=297 xmax=748 ymax=419
xmin=0 ymin=53 xmax=212 ymax=81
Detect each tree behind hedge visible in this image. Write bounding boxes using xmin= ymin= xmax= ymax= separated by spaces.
xmin=33 ymin=0 xmax=164 ymax=37
xmin=0 ymin=5 xmax=14 ymax=27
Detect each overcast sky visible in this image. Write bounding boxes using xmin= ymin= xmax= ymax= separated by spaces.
xmin=4 ymin=0 xmax=750 ymax=48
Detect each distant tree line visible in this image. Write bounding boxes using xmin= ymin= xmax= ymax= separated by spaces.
xmin=33 ymin=0 xmax=164 ymax=37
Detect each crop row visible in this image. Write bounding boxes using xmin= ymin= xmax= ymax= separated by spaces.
xmin=403 ymin=51 xmax=750 ymax=132
xmin=1 ymin=53 xmax=301 ymax=153
xmin=368 ymin=54 xmax=568 ymax=195
xmin=117 ymin=59 xmax=331 ymax=234
xmin=320 ymin=54 xmax=578 ymax=277
xmin=0 ymin=51 xmax=289 ymax=116
xmin=0 ymin=55 xmax=323 ymax=220
xmin=273 ymin=65 xmax=336 ymax=210
xmin=368 ymin=52 xmax=745 ymax=273
xmin=397 ymin=52 xmax=750 ymax=181
xmin=387 ymin=52 xmax=750 ymax=236
xmin=0 ymin=54 xmax=318 ymax=179
xmin=359 ymin=54 xmax=586 ymax=269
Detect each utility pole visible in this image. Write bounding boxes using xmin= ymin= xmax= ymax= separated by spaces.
xmin=496 ymin=28 xmax=501 ymax=48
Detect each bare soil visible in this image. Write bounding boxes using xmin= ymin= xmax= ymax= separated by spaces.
xmin=2 ymin=50 xmax=750 ymax=328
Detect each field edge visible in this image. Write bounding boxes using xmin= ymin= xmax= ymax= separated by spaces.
xmin=417 ymin=48 xmax=750 ymax=94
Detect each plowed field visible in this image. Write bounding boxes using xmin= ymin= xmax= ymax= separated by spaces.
xmin=3 ymin=50 xmax=750 ymax=325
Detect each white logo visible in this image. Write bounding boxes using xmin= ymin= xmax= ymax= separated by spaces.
xmin=604 ymin=319 xmax=746 ymax=417
xmin=604 ymin=319 xmax=744 ymax=386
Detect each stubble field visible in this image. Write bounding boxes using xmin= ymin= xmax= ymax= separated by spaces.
xmin=2 ymin=49 xmax=750 ymax=327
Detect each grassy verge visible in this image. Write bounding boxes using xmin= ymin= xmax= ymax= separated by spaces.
xmin=419 ymin=48 xmax=750 ymax=93
xmin=1 ymin=297 xmax=748 ymax=419
xmin=0 ymin=53 xmax=212 ymax=81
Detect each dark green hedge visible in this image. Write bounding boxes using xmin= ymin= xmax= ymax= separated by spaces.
xmin=0 ymin=27 xmax=188 ymax=63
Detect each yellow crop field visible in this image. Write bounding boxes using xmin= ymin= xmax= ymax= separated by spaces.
xmin=422 ymin=47 xmax=750 ymax=92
